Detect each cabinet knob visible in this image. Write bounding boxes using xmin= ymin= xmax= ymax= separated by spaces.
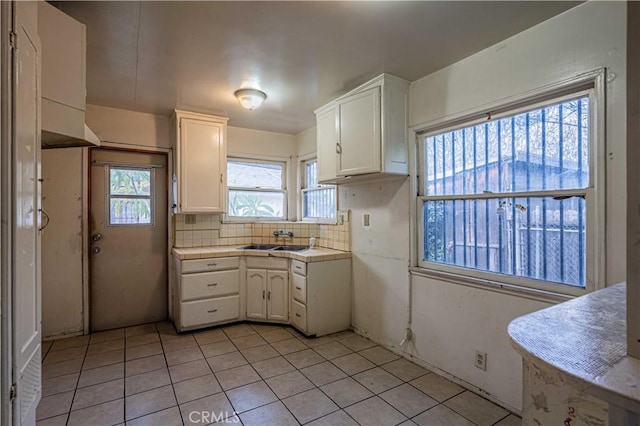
xmin=295 ymin=313 xmax=301 ymax=317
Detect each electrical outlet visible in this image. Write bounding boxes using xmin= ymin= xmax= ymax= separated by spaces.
xmin=363 ymin=213 xmax=370 ymax=227
xmin=339 ymin=214 xmax=345 ymax=225
xmin=185 ymin=214 xmax=196 ymax=225
xmin=475 ymin=351 xmax=487 ymax=371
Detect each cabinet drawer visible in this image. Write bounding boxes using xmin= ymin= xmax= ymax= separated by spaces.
xmin=180 ymin=295 xmax=239 ymax=329
xmin=182 ymin=257 xmax=239 ymax=273
xmin=291 ymin=260 xmax=306 ymax=276
xmin=246 ymin=256 xmax=288 ymax=270
xmin=292 ymin=273 xmax=306 ymax=304
xmin=291 ymin=300 xmax=307 ymax=332
xmin=181 ymin=270 xmax=239 ymax=302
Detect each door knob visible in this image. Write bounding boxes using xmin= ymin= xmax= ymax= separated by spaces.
xmin=91 ymin=233 xmax=102 ymax=242
xmin=91 ymin=247 xmax=101 ymax=254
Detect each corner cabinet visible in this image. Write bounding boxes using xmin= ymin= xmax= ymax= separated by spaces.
xmin=246 ymin=257 xmax=289 ymax=323
xmin=173 ymin=110 xmax=228 ymax=213
xmin=314 ymin=74 xmax=410 ymax=184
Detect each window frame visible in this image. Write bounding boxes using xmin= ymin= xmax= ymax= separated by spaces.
xmin=226 ymin=156 xmax=288 ymax=222
xmin=414 ymin=76 xmax=606 ymax=298
xmin=299 ymin=155 xmax=337 ymax=223
xmin=106 ymin=165 xmax=156 ymax=227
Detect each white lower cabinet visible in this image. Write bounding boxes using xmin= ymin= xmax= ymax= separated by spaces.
xmin=174 ymin=256 xmax=241 ymax=331
xmin=173 ymin=252 xmax=350 ymax=336
xmin=245 ymin=257 xmax=289 ymax=322
xmin=290 ymin=258 xmax=351 ymax=336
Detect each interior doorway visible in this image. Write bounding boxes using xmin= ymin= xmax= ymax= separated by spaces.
xmin=89 ymin=148 xmax=168 ymax=332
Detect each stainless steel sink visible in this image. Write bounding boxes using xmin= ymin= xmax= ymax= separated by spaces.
xmin=271 ymin=245 xmax=309 ymax=252
xmin=238 ymin=244 xmax=280 ymax=250
xmin=238 ymin=244 xmax=309 ymax=252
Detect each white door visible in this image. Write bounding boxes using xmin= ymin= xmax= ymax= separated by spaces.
xmin=13 ymin=2 xmax=42 ymax=424
xmin=316 ymin=107 xmax=337 ymax=183
xmin=179 ymin=117 xmax=224 ymax=213
xmin=246 ymin=269 xmax=266 ymax=320
xmin=90 ymin=149 xmax=168 ymax=331
xmin=337 ymin=86 xmax=381 ymax=176
xmin=267 ymin=271 xmax=288 ymax=321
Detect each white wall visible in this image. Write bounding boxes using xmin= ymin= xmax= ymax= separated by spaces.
xmin=41 ymin=148 xmax=85 ymax=338
xmin=410 ymin=1 xmax=626 ymax=411
xmin=295 ymin=1 xmax=627 ymax=412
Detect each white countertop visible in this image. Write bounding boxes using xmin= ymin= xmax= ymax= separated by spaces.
xmin=172 ymin=245 xmax=352 ymax=263
xmin=508 ymin=282 xmax=640 ymax=413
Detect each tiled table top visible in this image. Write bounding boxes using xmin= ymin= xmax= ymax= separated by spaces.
xmin=172 ymin=245 xmax=352 ymax=263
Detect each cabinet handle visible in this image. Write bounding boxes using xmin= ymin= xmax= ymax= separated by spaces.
xmin=295 ymin=266 xmax=302 ymax=270
xmin=295 ymin=313 xmax=301 ymax=317
xmin=207 ymin=309 xmax=218 ymax=313
xmin=220 ymin=173 xmax=223 ymax=184
xmin=207 ymin=262 xmax=217 ymax=267
xmin=262 ymin=290 xmax=265 ymax=299
xmin=267 ymin=291 xmax=271 ymax=301
xmin=336 ymin=143 xmax=342 ymax=154
xmin=207 ymin=283 xmax=218 ymax=287
xmin=295 ymin=286 xmax=302 ymax=290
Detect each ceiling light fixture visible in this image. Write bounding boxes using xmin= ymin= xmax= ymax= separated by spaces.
xmin=234 ymin=88 xmax=267 ymax=110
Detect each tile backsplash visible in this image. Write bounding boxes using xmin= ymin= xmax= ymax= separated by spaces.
xmin=174 ymin=210 xmax=351 ymax=251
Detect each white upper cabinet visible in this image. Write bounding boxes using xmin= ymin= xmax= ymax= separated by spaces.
xmin=174 ymin=110 xmax=228 ymax=213
xmin=316 ymin=106 xmax=338 ymax=184
xmin=315 ymin=74 xmax=410 ymax=184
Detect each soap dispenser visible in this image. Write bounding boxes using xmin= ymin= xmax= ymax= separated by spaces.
xmin=309 ymin=234 xmax=316 ymax=249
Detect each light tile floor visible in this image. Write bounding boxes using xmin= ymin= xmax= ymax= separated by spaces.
xmin=37 ymin=322 xmax=522 ymax=426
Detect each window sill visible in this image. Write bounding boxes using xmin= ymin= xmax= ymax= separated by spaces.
xmin=409 ymin=267 xmax=574 ymax=304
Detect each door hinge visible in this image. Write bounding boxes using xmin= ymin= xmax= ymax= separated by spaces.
xmin=9 ymin=31 xmax=17 ymax=49
xmin=9 ymin=384 xmax=16 ymax=402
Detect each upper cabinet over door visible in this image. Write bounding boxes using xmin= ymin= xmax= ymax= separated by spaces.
xmin=315 ymin=74 xmax=410 ymax=184
xmin=174 ymin=110 xmax=228 ymax=213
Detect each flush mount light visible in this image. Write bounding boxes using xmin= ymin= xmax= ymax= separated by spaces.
xmin=234 ymin=88 xmax=267 ymax=110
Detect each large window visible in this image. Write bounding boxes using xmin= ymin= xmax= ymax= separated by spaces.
xmin=418 ymin=92 xmax=595 ymax=294
xmin=301 ymin=159 xmax=336 ymax=221
xmin=227 ymin=158 xmax=286 ymax=220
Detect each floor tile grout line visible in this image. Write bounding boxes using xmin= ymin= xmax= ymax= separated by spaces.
xmin=155 ymin=324 xmax=186 ymax=426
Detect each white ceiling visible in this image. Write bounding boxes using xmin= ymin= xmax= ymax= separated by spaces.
xmin=57 ymin=1 xmax=580 ymax=135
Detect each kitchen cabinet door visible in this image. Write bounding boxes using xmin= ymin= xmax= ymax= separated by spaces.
xmin=267 ymin=271 xmax=289 ymax=321
xmin=316 ymin=106 xmax=338 ymax=183
xmin=337 ymin=86 xmax=381 ymax=176
xmin=175 ymin=112 xmax=227 ymax=213
xmin=246 ymin=269 xmax=267 ymax=320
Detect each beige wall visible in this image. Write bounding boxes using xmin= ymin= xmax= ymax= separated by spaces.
xmin=86 ymin=104 xmax=171 ymax=149
xmin=43 ymin=106 xmax=301 ymax=336
xmin=41 ymin=148 xmax=85 ymax=339
xmin=295 ymin=127 xmax=316 ymax=157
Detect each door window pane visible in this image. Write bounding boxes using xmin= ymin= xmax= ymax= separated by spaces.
xmin=110 ymin=198 xmax=152 ymax=225
xmin=110 ymin=168 xmax=151 ymax=195
xmin=108 ymin=166 xmax=154 ymax=226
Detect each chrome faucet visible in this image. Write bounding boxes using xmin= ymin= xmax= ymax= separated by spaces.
xmin=273 ymin=229 xmax=294 ymax=238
